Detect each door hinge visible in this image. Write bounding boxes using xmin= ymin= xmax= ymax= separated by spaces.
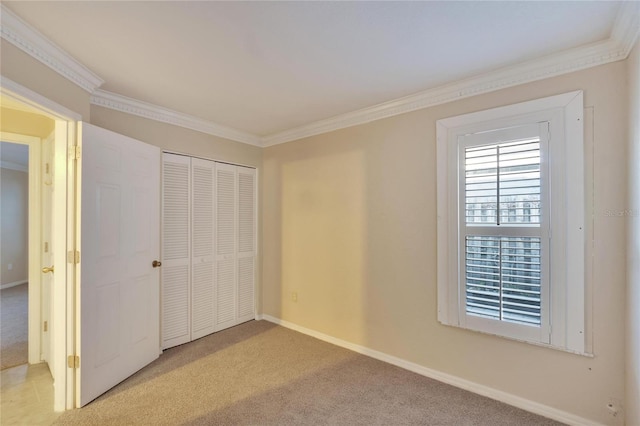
xmin=67 ymin=250 xmax=80 ymax=264
xmin=69 ymin=146 xmax=81 ymax=160
xmin=67 ymin=355 xmax=80 ymax=369
xmin=43 ymin=321 xmax=48 ymax=332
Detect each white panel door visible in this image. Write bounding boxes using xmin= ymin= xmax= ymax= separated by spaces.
xmin=214 ymin=163 xmax=237 ymax=331
xmin=41 ymin=134 xmax=53 ymax=366
xmin=80 ymin=123 xmax=160 ymax=406
xmin=237 ymin=167 xmax=256 ymax=323
xmin=190 ymin=158 xmax=216 ymax=340
xmin=161 ymin=154 xmax=191 ymax=349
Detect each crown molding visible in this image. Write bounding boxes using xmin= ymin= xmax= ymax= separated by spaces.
xmin=2 ymin=2 xmax=637 ymax=148
xmin=0 ymin=4 xmax=104 ymax=93
xmin=90 ymin=90 xmax=263 ymax=147
xmin=262 ymin=3 xmax=639 ymax=147
xmin=611 ymin=1 xmax=640 ymax=55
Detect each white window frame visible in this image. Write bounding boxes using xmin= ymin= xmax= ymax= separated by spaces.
xmin=436 ymin=91 xmax=587 ymax=355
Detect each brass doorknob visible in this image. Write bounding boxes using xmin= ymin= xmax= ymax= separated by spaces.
xmin=42 ymin=266 xmax=54 ymax=274
xmin=152 ymin=260 xmax=162 ymax=268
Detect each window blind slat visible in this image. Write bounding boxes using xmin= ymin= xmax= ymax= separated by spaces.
xmin=465 ymin=235 xmax=542 ymax=326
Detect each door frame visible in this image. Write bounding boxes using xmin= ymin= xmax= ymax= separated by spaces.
xmin=1 ymin=77 xmax=81 ymax=411
xmin=0 ymin=131 xmax=42 ymax=365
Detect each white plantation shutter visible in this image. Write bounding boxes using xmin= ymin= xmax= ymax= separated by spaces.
xmin=437 ymin=91 xmax=586 ymax=353
xmin=458 ymin=123 xmax=550 ymax=342
xmin=237 ymin=167 xmax=256 ymax=321
xmin=190 ymin=158 xmax=216 ymax=339
xmin=215 ymin=163 xmax=237 ymax=330
xmin=161 ymin=153 xmax=191 ymax=349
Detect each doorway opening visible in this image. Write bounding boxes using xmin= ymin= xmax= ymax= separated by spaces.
xmin=0 ymin=140 xmax=31 ymax=370
xmin=1 ymin=78 xmax=80 ymax=412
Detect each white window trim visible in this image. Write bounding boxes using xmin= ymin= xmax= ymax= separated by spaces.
xmin=436 ymin=91 xmax=588 ymax=355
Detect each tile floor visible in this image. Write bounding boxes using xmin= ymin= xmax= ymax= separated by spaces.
xmin=1 ymin=363 xmax=60 ymax=425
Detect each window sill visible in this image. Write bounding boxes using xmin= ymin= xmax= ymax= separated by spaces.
xmin=439 ymin=320 xmax=594 ymax=358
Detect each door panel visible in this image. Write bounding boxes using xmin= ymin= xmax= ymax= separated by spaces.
xmin=191 ymin=158 xmax=215 ymax=340
xmin=215 ymin=163 xmax=237 ymax=331
xmin=236 ymin=167 xmax=256 ymax=323
xmin=80 ymin=122 xmax=160 ymax=406
xmin=161 ymin=154 xmax=191 ymax=349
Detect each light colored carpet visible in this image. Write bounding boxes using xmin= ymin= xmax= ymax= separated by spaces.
xmin=1 ymin=283 xmax=28 ymax=370
xmin=55 ymin=320 xmax=563 ymax=425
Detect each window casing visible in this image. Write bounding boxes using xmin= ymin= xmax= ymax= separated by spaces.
xmin=436 ymin=91 xmax=587 ymax=354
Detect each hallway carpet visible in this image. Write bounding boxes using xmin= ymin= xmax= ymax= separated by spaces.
xmin=1 ymin=283 xmax=28 ymax=370
xmin=55 ymin=320 xmax=562 ymax=426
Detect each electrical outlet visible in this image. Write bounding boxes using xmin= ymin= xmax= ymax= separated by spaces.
xmin=291 ymin=292 xmax=298 ymax=302
xmin=7 ymin=263 xmax=12 ymax=271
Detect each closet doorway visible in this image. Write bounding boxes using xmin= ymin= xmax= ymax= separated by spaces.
xmin=162 ymin=153 xmax=257 ymax=349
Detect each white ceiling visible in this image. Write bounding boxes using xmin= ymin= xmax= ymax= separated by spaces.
xmin=3 ymin=1 xmax=623 ymax=137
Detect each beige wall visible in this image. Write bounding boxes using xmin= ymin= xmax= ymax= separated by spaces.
xmin=1 ymin=107 xmax=54 ymax=138
xmin=626 ymin=40 xmax=640 ymax=426
xmin=262 ymin=61 xmax=628 ymax=425
xmin=1 ymin=168 xmax=28 ymax=286
xmin=0 ymin=40 xmax=91 ymax=119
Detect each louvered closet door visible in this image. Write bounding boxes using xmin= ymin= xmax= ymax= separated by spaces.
xmin=161 ymin=154 xmax=191 ymax=349
xmin=191 ymin=158 xmax=216 ymax=340
xmin=237 ymin=167 xmax=256 ymax=323
xmin=215 ymin=163 xmax=237 ymax=331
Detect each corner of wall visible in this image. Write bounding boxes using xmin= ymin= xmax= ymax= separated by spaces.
xmin=626 ymin=38 xmax=640 ymax=426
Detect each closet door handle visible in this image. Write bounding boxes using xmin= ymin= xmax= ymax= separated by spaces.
xmin=152 ymin=260 xmax=162 ymax=268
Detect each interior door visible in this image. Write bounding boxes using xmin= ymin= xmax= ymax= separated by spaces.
xmin=79 ymin=122 xmax=160 ymax=406
xmin=41 ymin=133 xmax=53 ymax=367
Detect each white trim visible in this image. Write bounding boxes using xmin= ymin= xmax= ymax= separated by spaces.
xmin=0 ymin=4 xmax=104 ymax=93
xmin=611 ymin=1 xmax=640 ymax=55
xmin=1 ymin=76 xmax=82 ymax=121
xmin=436 ymin=91 xmax=581 ymax=129
xmin=90 ymin=90 xmax=262 ymax=147
xmin=0 ymin=160 xmax=28 ymax=172
xmin=1 ymin=71 xmax=77 ymax=412
xmin=259 ymin=315 xmax=602 ymax=426
xmin=262 ymin=39 xmax=621 ymax=146
xmin=436 ymin=91 xmax=587 ymax=355
xmin=262 ymin=3 xmax=638 ymax=147
xmin=1 ymin=280 xmax=28 ymax=290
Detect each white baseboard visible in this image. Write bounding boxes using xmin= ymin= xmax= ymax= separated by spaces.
xmin=1 ymin=280 xmax=27 ymax=290
xmin=258 ymin=314 xmax=603 ymax=426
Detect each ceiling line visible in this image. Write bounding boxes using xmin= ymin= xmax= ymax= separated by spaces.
xmin=1 ymin=3 xmax=638 ymax=148
xmin=90 ymin=89 xmax=262 ymax=147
